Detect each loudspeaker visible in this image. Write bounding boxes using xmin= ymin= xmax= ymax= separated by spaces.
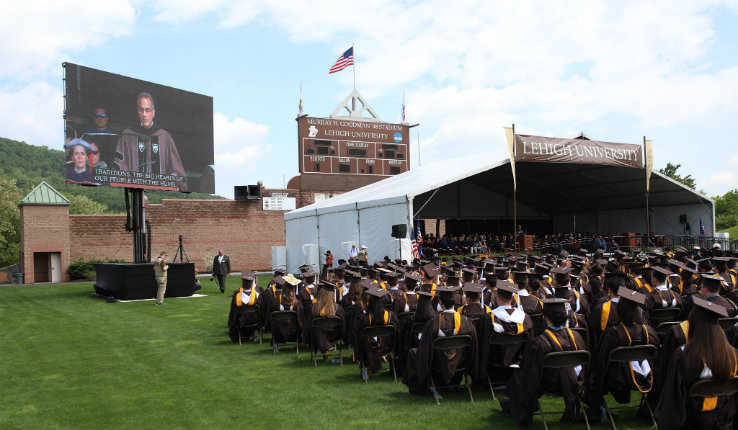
xmin=234 ymin=185 xmax=262 ymax=201
xmin=679 ymin=214 xmax=687 ymax=224
xmin=391 ymin=224 xmax=407 ymax=238
xmin=234 ymin=186 xmax=248 ymax=201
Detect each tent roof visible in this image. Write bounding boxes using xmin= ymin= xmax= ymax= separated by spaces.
xmin=285 ymin=153 xmax=712 ymax=220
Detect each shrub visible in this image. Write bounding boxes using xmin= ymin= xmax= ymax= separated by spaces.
xmin=67 ymin=258 xmax=126 ymax=280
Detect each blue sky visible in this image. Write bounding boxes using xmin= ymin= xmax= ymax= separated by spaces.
xmin=1 ymin=0 xmax=736 ymax=198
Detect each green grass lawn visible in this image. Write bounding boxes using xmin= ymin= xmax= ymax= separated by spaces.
xmin=1 ymin=276 xmax=653 ymax=429
xmin=718 ymin=224 xmax=737 ymax=238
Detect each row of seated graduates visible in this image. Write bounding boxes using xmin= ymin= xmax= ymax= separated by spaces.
xmin=227 ymin=248 xmax=738 ymax=429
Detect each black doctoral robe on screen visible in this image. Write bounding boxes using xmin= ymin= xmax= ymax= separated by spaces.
xmin=403 ymin=311 xmax=479 ymax=395
xmin=506 ymin=327 xmax=588 ymax=429
xmin=654 ymin=345 xmax=738 ymax=430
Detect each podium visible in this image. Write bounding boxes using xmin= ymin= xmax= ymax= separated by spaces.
xmin=516 ymin=235 xmax=535 ymax=252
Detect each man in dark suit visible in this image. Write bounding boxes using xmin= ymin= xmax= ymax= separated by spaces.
xmin=212 ymin=249 xmax=231 ymax=293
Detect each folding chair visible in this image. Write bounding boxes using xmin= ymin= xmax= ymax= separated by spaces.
xmin=235 ymin=305 xmax=262 ymax=345
xmin=487 ymin=331 xmax=530 ymax=400
xmin=655 ymin=321 xmax=680 ymax=339
xmin=359 ymin=325 xmax=398 ymax=383
xmin=650 ymin=308 xmax=682 ymax=326
xmin=536 ymin=350 xmax=591 ymax=430
xmin=397 ymin=312 xmax=414 ymax=325
xmin=310 ymin=316 xmax=343 ymax=367
xmin=429 ymin=334 xmax=474 ymax=405
xmin=603 ymin=344 xmax=659 ymax=430
xmin=718 ymin=317 xmax=738 ymax=331
xmin=690 ymin=376 xmax=738 ymax=402
xmin=269 ymin=310 xmax=299 ymax=355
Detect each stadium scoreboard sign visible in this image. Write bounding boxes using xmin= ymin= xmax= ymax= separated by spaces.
xmin=297 ymin=116 xmax=410 ymax=177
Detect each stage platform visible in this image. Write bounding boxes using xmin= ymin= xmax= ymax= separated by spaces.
xmin=93 ymin=262 xmax=195 ymax=300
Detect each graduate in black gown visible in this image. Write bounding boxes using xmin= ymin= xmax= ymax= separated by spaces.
xmin=268 ymin=274 xmax=304 ymax=352
xmin=403 ymin=285 xmax=478 ymax=396
xmin=654 ymin=297 xmax=738 ymax=430
xmin=354 ymin=287 xmax=400 ymax=380
xmin=309 ymin=281 xmax=346 ymax=360
xmin=503 ymin=298 xmax=588 ymax=429
xmin=585 ymin=287 xmax=660 ymax=423
xmin=227 ymin=273 xmax=264 ymax=343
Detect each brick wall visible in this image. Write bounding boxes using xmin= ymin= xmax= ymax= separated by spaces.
xmin=20 ymin=205 xmax=71 ymax=283
xmin=69 ymin=199 xmax=287 ymax=272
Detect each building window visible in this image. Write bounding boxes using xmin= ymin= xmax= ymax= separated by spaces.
xmin=390 ymin=166 xmax=400 ymax=174
xmin=317 ymin=146 xmax=329 ymax=155
xmin=368 ymin=165 xmax=373 ymax=174
xmin=348 ymin=148 xmax=366 ymax=157
xmin=315 ymin=163 xmax=320 ymax=171
xmin=339 ymin=164 xmax=350 ymax=173
xmin=385 ymin=150 xmax=395 ymax=158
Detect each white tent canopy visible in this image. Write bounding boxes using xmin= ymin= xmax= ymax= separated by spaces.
xmin=284 ymin=152 xmax=713 ymax=273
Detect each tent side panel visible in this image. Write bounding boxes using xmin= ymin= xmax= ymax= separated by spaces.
xmin=285 ymin=215 xmax=319 ymax=273
xmin=358 ymin=203 xmax=411 ymax=264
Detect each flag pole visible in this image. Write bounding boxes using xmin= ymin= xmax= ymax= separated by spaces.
xmin=352 ymin=43 xmax=356 ymax=89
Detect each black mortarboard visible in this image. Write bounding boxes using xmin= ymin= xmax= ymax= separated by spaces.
xmin=435 ymin=284 xmax=461 ymax=294
xmin=496 ymin=280 xmax=519 ymax=294
xmin=319 ymin=280 xmax=337 ymax=291
xmin=691 ymin=296 xmax=728 ymax=321
xmin=542 ymin=298 xmax=568 ymax=316
xmin=617 ymin=287 xmax=646 ymax=305
xmin=364 ymin=287 xmax=389 ymax=298
xmin=700 ymin=274 xmax=725 ymax=291
xmin=241 ymin=272 xmax=256 ymax=281
xmin=404 ymin=273 xmax=421 ymax=284
xmin=463 ymin=283 xmax=484 ymax=295
xmin=301 ymin=269 xmax=317 ymax=278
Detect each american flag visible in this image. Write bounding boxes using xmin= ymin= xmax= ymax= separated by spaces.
xmin=699 ymin=219 xmax=706 ymax=236
xmin=416 ymin=220 xmax=423 ymax=254
xmin=329 ymin=47 xmax=354 ymax=74
xmin=401 ymin=94 xmax=406 ymax=122
xmin=411 ymin=228 xmax=420 ymax=259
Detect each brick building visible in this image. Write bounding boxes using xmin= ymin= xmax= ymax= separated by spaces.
xmin=19 ymin=182 xmax=288 ymax=283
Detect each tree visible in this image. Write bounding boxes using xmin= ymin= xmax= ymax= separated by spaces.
xmin=66 ymin=194 xmax=109 ymax=215
xmin=658 ymin=163 xmax=696 ymax=189
xmin=714 ymin=189 xmax=738 ymax=230
xmin=0 ymin=177 xmax=26 ymax=267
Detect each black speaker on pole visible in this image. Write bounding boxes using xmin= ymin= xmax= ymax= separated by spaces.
xmin=391 ymin=224 xmax=407 ymax=238
xmin=679 ymin=214 xmax=687 ymax=224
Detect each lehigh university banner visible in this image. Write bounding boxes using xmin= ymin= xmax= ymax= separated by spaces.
xmin=514 ymin=134 xmax=643 ymax=168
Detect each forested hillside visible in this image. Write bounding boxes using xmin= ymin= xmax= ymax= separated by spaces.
xmin=0 ymin=137 xmax=224 ymax=213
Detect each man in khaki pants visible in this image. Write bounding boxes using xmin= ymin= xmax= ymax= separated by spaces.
xmin=154 ymin=251 xmax=169 ymax=306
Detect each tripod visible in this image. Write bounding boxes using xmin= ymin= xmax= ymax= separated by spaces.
xmin=173 ymin=234 xmax=189 ymax=263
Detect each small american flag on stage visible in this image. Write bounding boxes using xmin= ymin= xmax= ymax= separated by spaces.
xmin=411 ymin=228 xmax=420 ymax=259
xmin=415 ymin=220 xmax=423 ymax=254
xmin=329 ymin=47 xmax=354 ymax=74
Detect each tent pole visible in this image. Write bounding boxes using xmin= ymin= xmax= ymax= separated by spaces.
xmin=644 ymin=136 xmax=651 ymax=245
xmin=512 ymin=124 xmax=517 ymax=253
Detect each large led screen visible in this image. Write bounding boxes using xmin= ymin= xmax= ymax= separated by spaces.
xmin=63 ymin=63 xmax=214 ymax=193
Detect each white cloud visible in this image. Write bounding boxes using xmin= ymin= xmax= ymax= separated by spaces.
xmin=0 ymin=81 xmax=61 ymax=148
xmin=213 ymin=113 xmax=271 ymax=197
xmin=0 ymin=0 xmax=136 ymax=81
xmin=705 ymin=170 xmax=736 ymax=186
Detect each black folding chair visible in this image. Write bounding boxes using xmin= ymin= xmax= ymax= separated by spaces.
xmin=429 ymin=334 xmax=474 ymax=405
xmin=603 ymin=345 xmax=659 ymax=430
xmin=310 ymin=316 xmax=343 ymax=367
xmin=359 ymin=325 xmax=398 ymax=383
xmin=235 ymin=305 xmax=262 ymax=345
xmin=397 ymin=312 xmax=414 ymax=324
xmin=650 ymin=307 xmax=682 ymax=325
xmin=487 ymin=331 xmax=530 ymax=400
xmin=269 ymin=310 xmax=299 ymax=355
xmin=536 ymin=350 xmax=591 ymax=430
xmin=718 ymin=317 xmax=738 ymax=331
xmin=690 ymin=376 xmax=738 ymax=400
